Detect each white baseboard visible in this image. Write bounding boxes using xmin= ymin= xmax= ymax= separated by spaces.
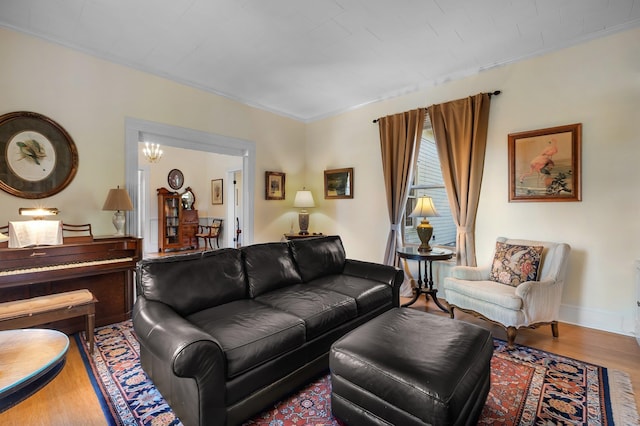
xmin=559 ymin=303 xmax=637 ymax=338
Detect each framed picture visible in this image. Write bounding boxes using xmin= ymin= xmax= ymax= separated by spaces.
xmin=0 ymin=111 xmax=79 ymax=199
xmin=324 ymin=167 xmax=353 ymax=199
xmin=508 ymin=123 xmax=581 ymax=202
xmin=167 ymin=169 xmax=184 ymax=190
xmin=265 ymin=171 xmax=285 ymax=200
xmin=211 ymin=179 xmax=223 ymax=205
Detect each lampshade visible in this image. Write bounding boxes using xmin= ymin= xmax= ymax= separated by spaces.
xmin=293 ymin=190 xmax=315 ymax=208
xmin=409 ymin=197 xmax=439 ymax=218
xmin=102 ymin=186 xmax=133 ymax=212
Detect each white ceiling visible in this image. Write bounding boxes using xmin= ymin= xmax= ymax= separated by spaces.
xmin=1 ymin=1 xmax=639 ymax=122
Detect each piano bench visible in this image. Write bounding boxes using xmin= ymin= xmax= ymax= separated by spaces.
xmin=0 ymin=289 xmax=97 ymax=353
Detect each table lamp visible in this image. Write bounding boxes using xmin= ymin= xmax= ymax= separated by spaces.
xmin=102 ymin=186 xmax=133 ymax=235
xmin=409 ymin=196 xmax=439 ymax=252
xmin=293 ymin=189 xmax=315 ymax=235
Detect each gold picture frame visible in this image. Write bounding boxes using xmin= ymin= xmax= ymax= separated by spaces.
xmin=508 ymin=123 xmax=582 ymax=202
xmin=265 ymin=171 xmax=285 ymax=200
xmin=324 ymin=167 xmax=353 ymax=199
xmin=211 ymin=179 xmax=223 ymax=205
xmin=0 ymin=111 xmax=79 ymax=199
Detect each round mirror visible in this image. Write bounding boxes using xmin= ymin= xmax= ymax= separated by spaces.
xmin=181 ymin=187 xmax=195 ymax=210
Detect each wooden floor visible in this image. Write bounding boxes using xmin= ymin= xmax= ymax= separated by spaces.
xmin=1 ymin=296 xmax=639 ymax=425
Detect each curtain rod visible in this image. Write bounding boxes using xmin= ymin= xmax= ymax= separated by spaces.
xmin=372 ymin=90 xmax=501 ymax=123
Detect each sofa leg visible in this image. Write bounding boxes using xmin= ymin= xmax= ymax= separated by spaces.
xmin=551 ymin=321 xmax=559 ymax=338
xmin=506 ymin=327 xmax=517 ymax=349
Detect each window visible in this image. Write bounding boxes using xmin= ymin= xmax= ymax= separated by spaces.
xmin=404 ymin=126 xmax=456 ymax=247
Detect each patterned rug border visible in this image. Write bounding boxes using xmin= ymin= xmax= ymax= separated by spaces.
xmin=75 ymin=321 xmax=640 ymax=425
xmin=74 ymin=333 xmax=118 ymax=425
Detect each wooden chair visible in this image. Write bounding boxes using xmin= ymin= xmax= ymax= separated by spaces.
xmin=62 ymin=223 xmax=93 ymax=244
xmin=196 ymin=219 xmax=223 ymax=249
xmin=0 ymin=224 xmax=8 ymax=248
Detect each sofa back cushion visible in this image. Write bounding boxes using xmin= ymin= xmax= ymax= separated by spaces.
xmin=137 ymin=249 xmax=246 ymax=316
xmin=242 ymin=242 xmax=303 ymax=297
xmin=290 ymin=235 xmax=346 ymax=282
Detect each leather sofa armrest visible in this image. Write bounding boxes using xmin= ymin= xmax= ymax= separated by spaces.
xmin=133 ymin=297 xmax=225 ymax=378
xmin=450 ymin=265 xmax=491 ymax=281
xmin=343 ymin=259 xmax=404 ymax=306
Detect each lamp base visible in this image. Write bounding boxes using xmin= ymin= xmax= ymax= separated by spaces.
xmin=416 ymin=219 xmax=433 ymax=252
xmin=298 ymin=210 xmax=310 ymax=235
xmin=112 ymin=211 xmax=126 ymax=236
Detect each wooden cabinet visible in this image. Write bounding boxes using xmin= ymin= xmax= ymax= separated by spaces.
xmin=157 ymin=187 xmax=182 ymax=252
xmin=157 ymin=187 xmax=199 ymax=252
xmin=181 ymin=209 xmax=199 ymax=249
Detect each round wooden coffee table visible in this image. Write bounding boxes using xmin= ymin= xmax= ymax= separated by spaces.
xmin=0 ymin=328 xmax=69 ymax=412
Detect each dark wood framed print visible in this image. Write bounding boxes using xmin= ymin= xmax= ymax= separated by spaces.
xmin=324 ymin=167 xmax=353 ymax=199
xmin=211 ymin=178 xmax=223 ymax=205
xmin=508 ymin=123 xmax=581 ymax=202
xmin=167 ymin=168 xmax=184 ymax=190
xmin=265 ymin=171 xmax=285 ymax=200
xmin=0 ymin=111 xmax=78 ymax=199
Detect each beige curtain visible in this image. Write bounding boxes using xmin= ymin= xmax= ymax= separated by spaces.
xmin=428 ymin=93 xmax=491 ymax=266
xmin=378 ymin=109 xmax=425 ymax=274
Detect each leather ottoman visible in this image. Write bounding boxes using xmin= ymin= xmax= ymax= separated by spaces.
xmin=330 ymin=308 xmax=493 ymax=426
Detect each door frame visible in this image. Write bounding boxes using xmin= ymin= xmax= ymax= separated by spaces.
xmin=124 ymin=117 xmax=255 ymax=249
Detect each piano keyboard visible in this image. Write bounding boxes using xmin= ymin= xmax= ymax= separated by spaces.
xmin=0 ymin=257 xmax=134 ymax=276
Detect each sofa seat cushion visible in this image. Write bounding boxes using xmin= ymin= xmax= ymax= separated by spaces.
xmin=310 ymin=275 xmax=392 ymax=315
xmin=445 ymin=278 xmax=523 ymax=311
xmin=255 ymin=284 xmax=357 ymax=340
xmin=187 ymin=299 xmax=305 ymax=379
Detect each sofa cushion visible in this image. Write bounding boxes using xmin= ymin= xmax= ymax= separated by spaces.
xmin=187 ymin=299 xmax=306 ymax=379
xmin=290 ymin=235 xmax=346 ymax=282
xmin=489 ymin=241 xmax=543 ymax=286
xmin=137 ymin=249 xmax=246 ymax=316
xmin=242 ymin=242 xmax=303 ymax=297
xmin=311 ymin=275 xmax=392 ymax=315
xmin=255 ymin=284 xmax=357 ymax=340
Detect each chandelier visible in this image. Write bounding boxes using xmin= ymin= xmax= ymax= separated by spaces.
xmin=142 ymin=142 xmax=163 ymax=163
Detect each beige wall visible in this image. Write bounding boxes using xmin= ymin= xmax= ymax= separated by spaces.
xmin=306 ymin=27 xmax=640 ymax=335
xmin=0 ymin=28 xmax=305 ymax=242
xmin=1 ymin=26 xmax=639 ymax=336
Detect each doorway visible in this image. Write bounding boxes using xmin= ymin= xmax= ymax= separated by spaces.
xmin=124 ymin=118 xmax=255 ymax=253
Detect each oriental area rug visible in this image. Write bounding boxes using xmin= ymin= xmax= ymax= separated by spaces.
xmin=75 ymin=320 xmax=639 ymax=426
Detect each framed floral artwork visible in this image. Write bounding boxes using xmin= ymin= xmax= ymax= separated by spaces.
xmin=508 ymin=123 xmax=581 ymax=202
xmin=211 ymin=179 xmax=223 ymax=205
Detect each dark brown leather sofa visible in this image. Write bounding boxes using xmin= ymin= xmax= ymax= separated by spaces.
xmin=132 ymin=236 xmax=402 ymax=426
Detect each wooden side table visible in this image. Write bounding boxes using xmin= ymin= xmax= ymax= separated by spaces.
xmin=396 ymin=246 xmax=453 ymax=312
xmin=0 ymin=329 xmax=69 ymax=412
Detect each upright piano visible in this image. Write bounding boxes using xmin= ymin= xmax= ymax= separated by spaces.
xmin=0 ymin=236 xmax=142 ymax=335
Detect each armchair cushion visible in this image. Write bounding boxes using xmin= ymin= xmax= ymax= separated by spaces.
xmin=489 ymin=241 xmax=543 ymax=286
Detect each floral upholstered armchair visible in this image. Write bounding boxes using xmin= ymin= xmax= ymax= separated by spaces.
xmin=443 ymin=237 xmax=570 ymax=348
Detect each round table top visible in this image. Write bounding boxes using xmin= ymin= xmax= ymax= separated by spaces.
xmin=396 ymin=246 xmax=454 ymax=261
xmin=0 ymin=329 xmax=69 ymax=406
